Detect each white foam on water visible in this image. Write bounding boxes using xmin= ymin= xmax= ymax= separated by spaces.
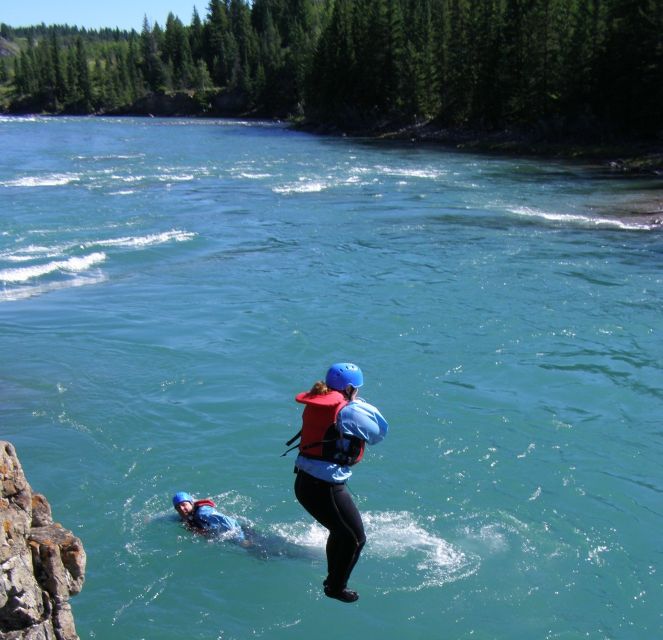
xmin=375 ymin=165 xmax=445 ymax=179
xmin=363 ymin=510 xmax=478 ymax=591
xmin=1 ymin=173 xmax=80 ymax=188
xmin=75 ymin=154 xmax=145 ymax=161
xmin=509 ymin=206 xmax=659 ymax=231
xmin=272 ymin=166 xmax=442 ymax=194
xmin=110 ymin=175 xmax=145 ymax=183
xmin=587 ymin=545 xmax=609 ymax=566
xmin=463 ymin=522 xmax=510 ymax=553
xmin=82 ymin=230 xmax=195 ymax=249
xmin=2 ymin=230 xmax=193 ymax=264
xmin=274 ymin=510 xmax=477 ymax=591
xmin=235 ymin=172 xmax=272 ymax=179
xmin=0 ymin=230 xmax=195 ymax=301
xmin=157 ymin=174 xmax=195 ymax=182
xmin=273 ymin=180 xmax=328 ymax=194
xmin=270 ymin=521 xmax=329 ymax=548
xmin=0 ymin=252 xmax=106 ymax=283
xmin=0 ymin=115 xmax=38 ymax=123
xmin=0 ymin=245 xmax=63 ymax=263
xmin=528 ymin=486 xmax=542 ymax=501
xmin=0 ymin=272 xmax=107 ymax=302
xmin=147 ymin=118 xmax=273 ymax=128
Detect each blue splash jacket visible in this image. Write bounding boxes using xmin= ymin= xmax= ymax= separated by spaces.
xmin=295 ymin=398 xmax=388 ymax=483
xmin=189 ymin=504 xmax=246 ymax=542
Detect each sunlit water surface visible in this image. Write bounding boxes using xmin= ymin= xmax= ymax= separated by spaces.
xmin=1 ymin=116 xmax=662 ymax=639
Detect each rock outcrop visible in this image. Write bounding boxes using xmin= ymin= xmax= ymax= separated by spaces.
xmin=1 ymin=441 xmax=86 ymax=640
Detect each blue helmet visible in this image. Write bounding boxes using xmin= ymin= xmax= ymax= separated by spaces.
xmin=325 ymin=362 xmax=364 ymax=391
xmin=172 ymin=491 xmax=194 ymax=507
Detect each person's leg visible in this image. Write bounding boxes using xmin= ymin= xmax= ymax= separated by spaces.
xmin=295 ymin=471 xmax=335 ymax=573
xmin=325 ymin=482 xmax=365 ymax=591
xmin=294 ymin=471 xmax=365 ymax=601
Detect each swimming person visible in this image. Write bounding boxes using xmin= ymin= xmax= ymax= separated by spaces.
xmin=172 ymin=492 xmax=329 ymax=562
xmin=172 ymin=491 xmax=246 ymax=543
xmin=288 ymin=362 xmax=388 ymax=603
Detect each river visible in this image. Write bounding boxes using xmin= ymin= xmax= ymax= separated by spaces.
xmin=1 ymin=116 xmax=662 ymax=639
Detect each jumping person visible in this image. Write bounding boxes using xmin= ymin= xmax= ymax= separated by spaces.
xmin=288 ymin=362 xmax=388 ymax=603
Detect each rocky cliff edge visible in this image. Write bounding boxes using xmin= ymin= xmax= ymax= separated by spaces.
xmin=1 ymin=441 xmax=86 ymax=640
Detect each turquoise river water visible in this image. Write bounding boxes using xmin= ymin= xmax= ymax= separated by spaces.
xmin=1 ymin=116 xmax=662 ymax=639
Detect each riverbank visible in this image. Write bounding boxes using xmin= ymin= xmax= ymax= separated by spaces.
xmin=4 ymin=86 xmax=662 ymax=175
xmin=296 ymin=118 xmax=663 ymax=176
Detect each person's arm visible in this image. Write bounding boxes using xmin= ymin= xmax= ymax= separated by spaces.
xmin=195 ymin=507 xmax=246 ymax=541
xmin=338 ymin=400 xmax=388 ymax=445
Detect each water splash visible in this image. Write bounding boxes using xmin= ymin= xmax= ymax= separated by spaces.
xmin=363 ymin=510 xmax=479 ymax=592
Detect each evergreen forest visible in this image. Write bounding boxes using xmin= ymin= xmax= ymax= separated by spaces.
xmin=0 ymin=0 xmax=661 ymax=140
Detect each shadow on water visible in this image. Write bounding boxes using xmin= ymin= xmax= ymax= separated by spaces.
xmin=242 ymin=525 xmax=324 ymax=561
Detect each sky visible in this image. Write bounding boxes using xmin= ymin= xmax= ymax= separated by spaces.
xmin=2 ymin=1 xmax=206 ymax=32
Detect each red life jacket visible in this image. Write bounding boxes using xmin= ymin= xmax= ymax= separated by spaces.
xmin=193 ymin=498 xmax=216 ymax=509
xmin=284 ymin=390 xmax=365 ymax=465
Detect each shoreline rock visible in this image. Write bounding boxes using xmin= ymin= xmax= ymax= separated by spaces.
xmin=1 ymin=441 xmax=86 ymax=640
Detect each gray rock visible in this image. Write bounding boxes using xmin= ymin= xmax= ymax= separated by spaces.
xmin=0 ymin=442 xmax=86 ymax=640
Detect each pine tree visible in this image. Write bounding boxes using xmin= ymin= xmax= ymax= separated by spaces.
xmin=469 ymin=0 xmax=505 ymax=127
xmin=229 ymin=0 xmax=258 ymax=94
xmin=412 ymin=0 xmax=439 ymax=118
xmin=204 ymin=0 xmax=234 ymax=86
xmin=141 ymin=16 xmax=167 ymax=91
xmin=600 ymin=0 xmax=663 ymax=133
xmin=114 ymin=45 xmax=132 ymax=105
xmin=126 ymin=36 xmax=145 ymax=101
xmin=15 ymin=48 xmax=40 ymax=96
xmin=252 ymin=5 xmax=284 ymax=111
xmin=307 ymin=0 xmax=356 ymax=119
xmin=497 ymin=0 xmax=530 ymax=124
xmin=192 ymin=57 xmax=213 ymax=92
xmin=286 ymin=0 xmax=320 ymax=91
xmin=563 ymin=0 xmax=604 ymax=126
xmin=439 ymin=0 xmax=474 ymax=124
xmin=351 ymin=0 xmax=387 ymax=113
xmin=384 ymin=0 xmax=406 ymax=112
xmin=527 ymin=0 xmax=570 ymax=123
xmin=164 ymin=13 xmax=194 ymax=88
xmin=50 ymin=31 xmax=67 ymax=106
xmin=3 ymin=1 xmax=660 ymax=135
xmin=34 ymin=37 xmax=57 ymax=108
xmin=63 ymin=46 xmax=79 ymax=107
xmin=189 ymin=7 xmax=205 ymax=61
xmin=75 ymin=36 xmax=93 ymax=111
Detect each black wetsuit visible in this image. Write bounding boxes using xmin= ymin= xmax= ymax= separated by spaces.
xmin=294 ymin=469 xmax=366 ymax=593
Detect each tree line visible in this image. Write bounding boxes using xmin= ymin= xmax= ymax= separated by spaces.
xmin=1 ymin=0 xmax=661 ymax=136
